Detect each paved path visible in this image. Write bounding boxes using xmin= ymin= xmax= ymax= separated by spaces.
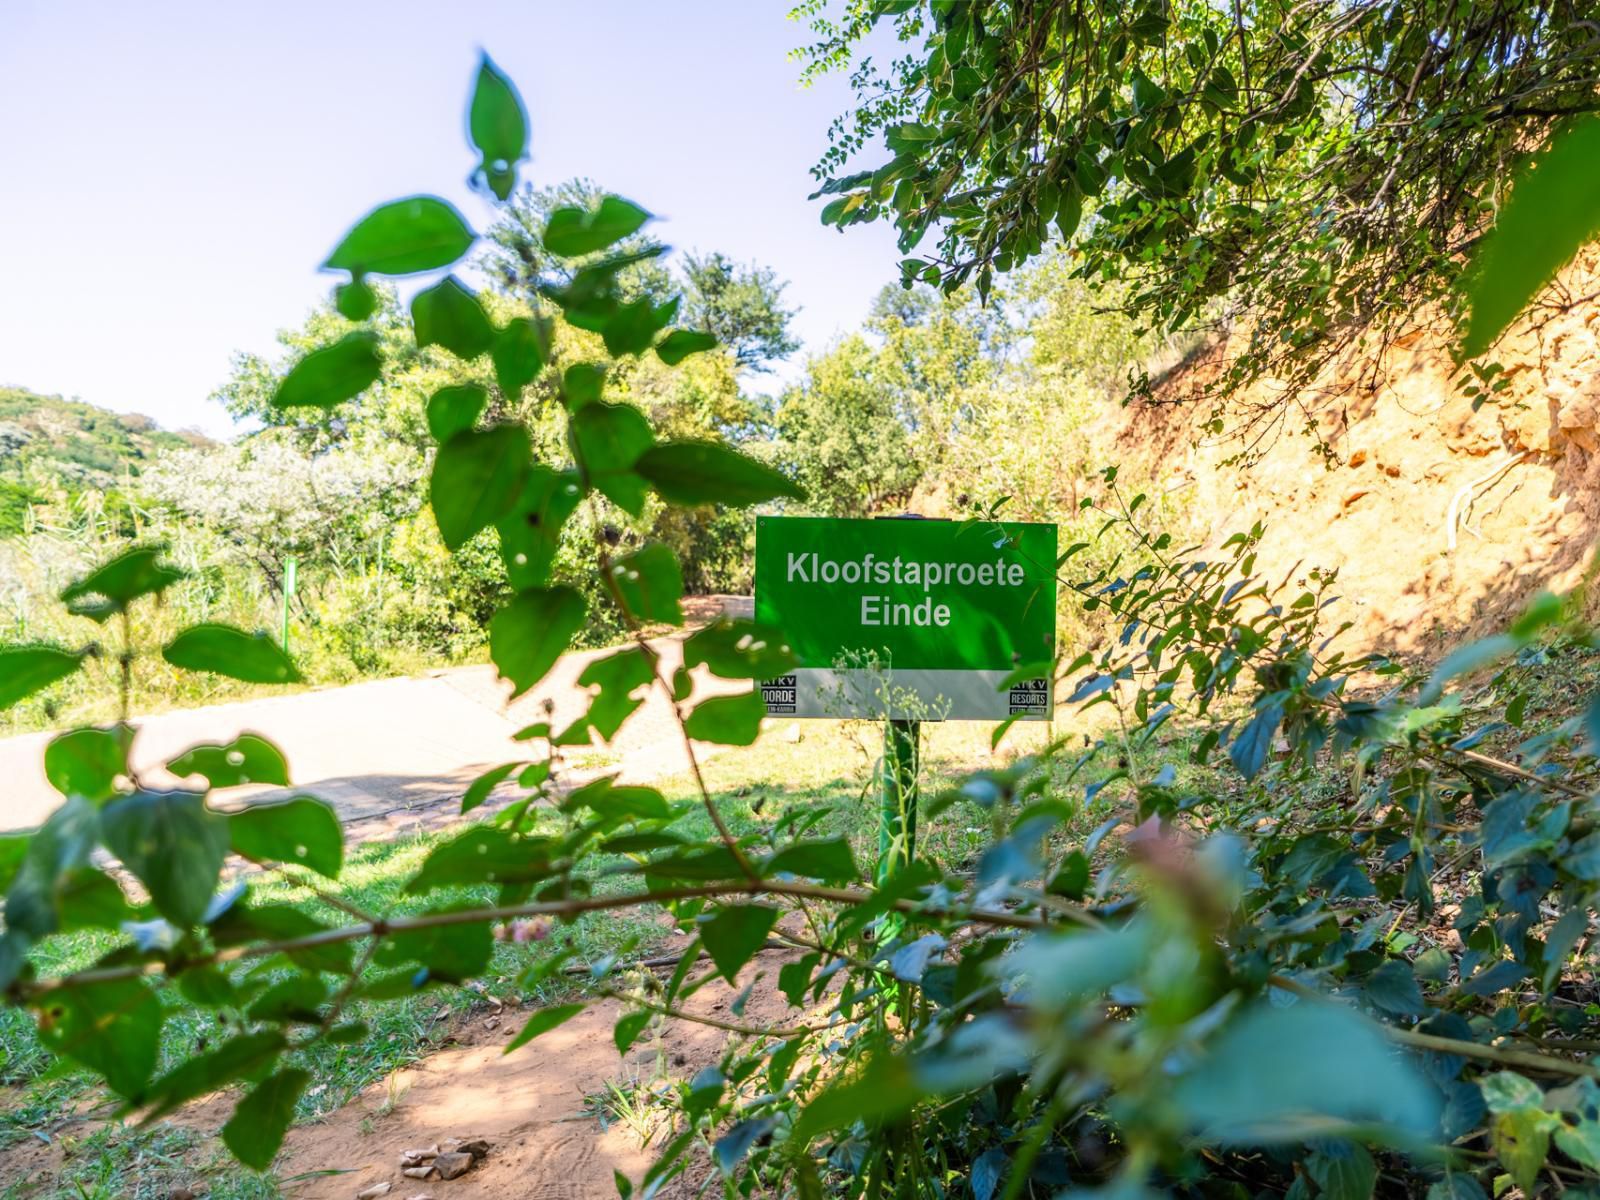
xmin=0 ymin=602 xmax=754 ymax=833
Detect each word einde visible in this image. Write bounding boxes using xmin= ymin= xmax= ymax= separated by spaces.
xmin=784 ymin=550 xmax=1029 ymax=628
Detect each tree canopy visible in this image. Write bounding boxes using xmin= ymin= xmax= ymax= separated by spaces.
xmin=797 ymin=0 xmax=1600 ymax=435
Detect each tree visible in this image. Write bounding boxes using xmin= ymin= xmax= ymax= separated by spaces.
xmin=797 ymin=0 xmax=1600 ymax=439
xmin=679 ymin=251 xmax=798 ymax=370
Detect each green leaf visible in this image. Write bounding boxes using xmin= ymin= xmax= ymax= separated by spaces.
xmin=270 ymin=331 xmax=382 ymax=409
xmin=683 ymin=691 xmax=766 ymax=745
xmin=608 ymin=544 xmax=684 ymax=625
xmin=323 ymin=196 xmax=475 ymax=276
xmin=566 ymin=648 xmax=655 ymax=742
xmin=31 ymin=977 xmax=164 ymax=1100
xmin=1364 ymin=959 xmax=1425 ymax=1017
xmin=1462 ymin=118 xmax=1600 ymax=360
xmin=602 ymin=296 xmax=678 ymax=357
xmin=655 ymin=329 xmax=718 ymax=366
xmin=333 ymin=279 xmax=376 ymax=320
xmin=426 ymin=384 xmax=487 ymax=443
xmin=223 ymin=1067 xmax=310 ymax=1171
xmin=568 ymin=401 xmax=653 ymax=516
xmin=461 ymin=762 xmax=521 ymax=815
xmin=489 ymin=586 xmax=587 ymax=698
xmin=228 ymin=796 xmax=343 ymax=878
xmin=247 ymin=974 xmax=328 ymax=1024
xmin=374 ymin=907 xmax=494 ymax=983
xmin=714 ymin=1117 xmax=778 ymax=1176
xmin=168 ymin=734 xmax=290 ymax=790
xmin=175 ymin=964 xmax=238 ymax=1008
xmin=61 ymin=546 xmax=186 ymax=621
xmin=208 ymin=901 xmax=352 ymax=974
xmin=543 ymin=196 xmax=651 ymax=258
xmin=1305 ymin=1145 xmax=1376 ymax=1200
xmin=496 ymin=466 xmax=582 ymax=590
xmin=684 ymin=618 xmax=796 ymax=680
xmin=561 ymin=778 xmax=670 ymax=821
xmin=469 ymin=53 xmax=529 ymax=201
xmin=145 ymin=1030 xmax=285 ymax=1122
xmin=430 ymin=423 xmax=531 ymax=551
xmin=406 ymin=827 xmax=556 ymax=892
xmin=0 ymin=644 xmax=83 ymax=711
xmin=1493 ymin=1107 xmax=1554 ymax=1195
xmin=698 ymin=904 xmax=777 ymax=983
xmin=164 ymin=624 xmax=303 ymax=684
xmin=1556 ymin=1118 xmax=1600 ymax=1170
xmin=1228 ymin=701 xmax=1283 ymax=781
xmin=791 ymin=1055 xmax=919 ymax=1143
xmin=100 ymin=790 xmax=229 ymax=926
xmin=765 ymin=838 xmax=858 ymax=884
xmin=636 ymin=442 xmax=804 ymax=507
xmin=493 ymin=316 xmax=547 ymax=398
xmin=412 ymin=276 xmax=495 ymax=359
xmin=614 ymin=1010 xmax=652 ymax=1055
xmin=779 ymin=955 xmax=819 ymax=1006
xmin=506 ymin=1001 xmax=586 ymax=1053
xmin=1171 ymin=999 xmax=1439 ymax=1139
xmin=562 ymin=363 xmax=605 ymax=409
xmin=44 ymin=725 xmax=132 ymax=804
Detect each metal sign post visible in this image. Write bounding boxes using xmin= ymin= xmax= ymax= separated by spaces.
xmin=281 ymin=555 xmax=298 ymax=653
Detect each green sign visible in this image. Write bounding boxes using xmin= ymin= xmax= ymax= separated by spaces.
xmin=754 ymin=516 xmax=1056 ymax=721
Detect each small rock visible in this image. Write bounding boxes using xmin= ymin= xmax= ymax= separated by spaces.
xmin=456 ymin=1138 xmax=491 ymax=1162
xmin=356 ymin=1185 xmax=393 ymax=1200
xmin=483 ymin=1016 xmax=500 ymax=1032
xmin=434 ymin=1152 xmax=474 ymax=1180
xmin=783 ymin=722 xmax=802 ymax=744
xmin=405 ymin=1195 xmax=436 ymax=1200
xmin=1348 ymin=449 xmax=1368 ymax=467
xmin=401 ymin=1166 xmax=435 ymax=1180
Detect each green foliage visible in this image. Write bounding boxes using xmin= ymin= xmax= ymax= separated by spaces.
xmin=798 ymin=0 xmax=1600 ymax=434
xmin=16 ymin=49 xmax=1600 ymax=1200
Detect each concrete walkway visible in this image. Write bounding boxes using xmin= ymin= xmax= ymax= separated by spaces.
xmin=0 ymin=609 xmax=753 ymax=833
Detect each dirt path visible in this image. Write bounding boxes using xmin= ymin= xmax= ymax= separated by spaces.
xmin=0 ymin=597 xmax=754 ymax=833
xmin=276 ymin=936 xmax=799 ymax=1200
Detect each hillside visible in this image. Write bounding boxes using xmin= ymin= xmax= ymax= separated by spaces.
xmin=0 ymin=386 xmax=208 ymax=535
xmin=1123 ymin=252 xmax=1600 ymax=663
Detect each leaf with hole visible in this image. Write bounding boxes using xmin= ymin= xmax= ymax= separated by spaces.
xmin=0 ymin=644 xmax=83 ymax=711
xmin=493 ymin=470 xmax=577 ymax=593
xmin=271 ymin=331 xmax=382 ymax=409
xmin=431 ymin=423 xmax=531 ymax=551
xmin=470 ymin=53 xmax=529 ymax=200
xmin=228 ymin=796 xmax=343 ymax=878
xmin=684 ymin=618 xmax=796 ymax=680
xmin=31 ymin=977 xmax=164 ymax=1100
xmin=169 ymin=734 xmax=289 ymax=790
xmin=413 ymin=276 xmax=494 ymax=359
xmin=164 ymin=625 xmax=303 ymax=684
xmin=323 ymin=196 xmax=474 ymax=276
xmin=608 ymin=543 xmax=683 ymax=624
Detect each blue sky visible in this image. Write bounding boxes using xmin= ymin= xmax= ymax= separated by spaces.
xmin=0 ymin=0 xmax=903 ymax=436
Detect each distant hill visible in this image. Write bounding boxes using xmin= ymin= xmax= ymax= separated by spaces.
xmin=0 ymin=386 xmax=211 ymax=535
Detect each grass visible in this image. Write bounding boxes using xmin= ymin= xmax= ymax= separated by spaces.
xmin=0 ymin=715 xmax=1055 ymax=1198
xmin=11 ymin=637 xmax=1591 ymax=1198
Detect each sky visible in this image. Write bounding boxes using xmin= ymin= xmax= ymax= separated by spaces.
xmin=0 ymin=0 xmax=904 ymax=437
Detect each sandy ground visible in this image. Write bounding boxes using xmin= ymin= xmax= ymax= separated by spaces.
xmin=0 ymin=933 xmax=806 ymax=1199
xmin=0 ymin=598 xmax=754 ymax=833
